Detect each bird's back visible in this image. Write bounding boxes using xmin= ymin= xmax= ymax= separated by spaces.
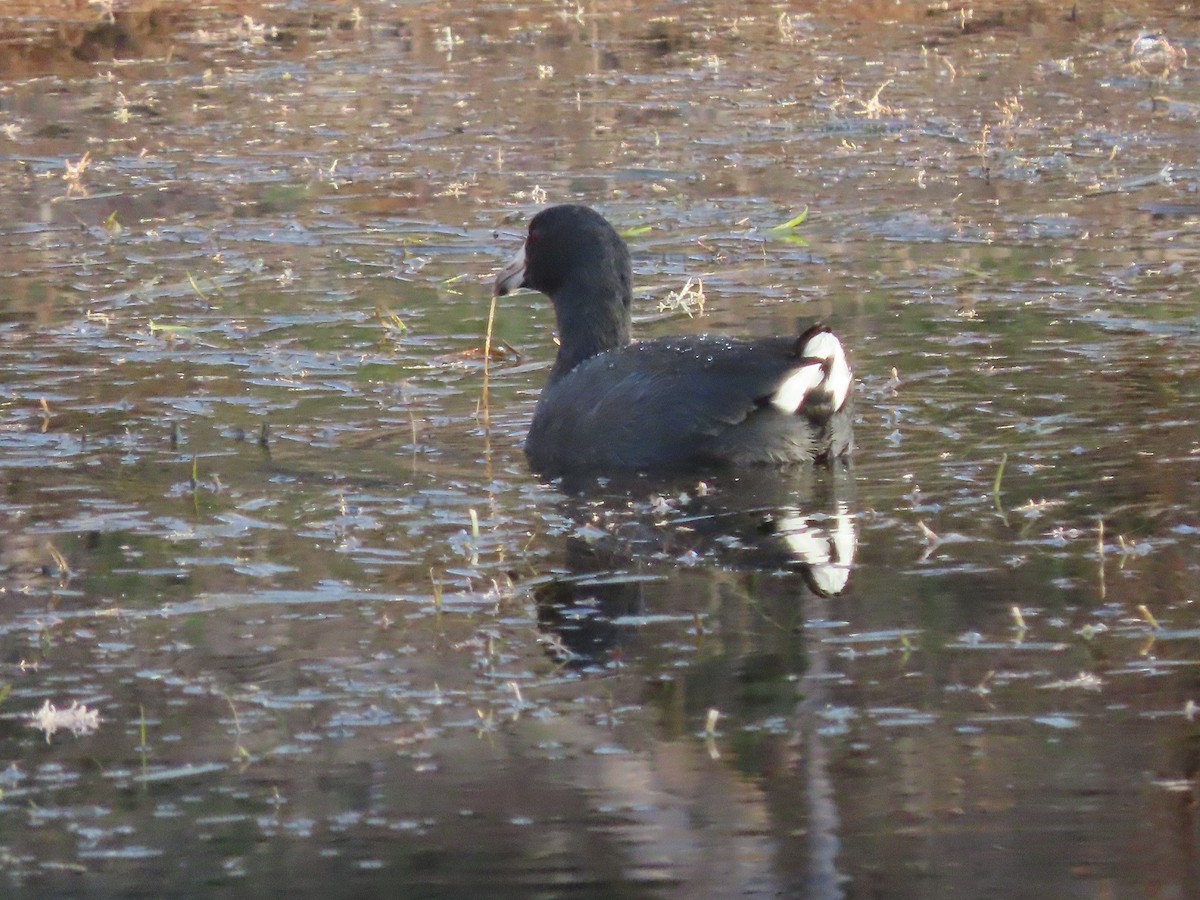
xmin=525 ymin=335 xmax=853 ymax=474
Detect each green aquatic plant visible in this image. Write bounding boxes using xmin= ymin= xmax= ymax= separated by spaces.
xmin=374 ymin=305 xmax=408 ymax=338
xmin=430 ymin=568 xmax=443 ymax=614
xmin=768 ymin=207 xmax=809 ymax=232
xmin=993 ymin=452 xmax=1007 ymax=498
xmin=45 ymin=542 xmax=70 ymax=578
xmin=766 ymin=207 xmax=810 ymax=245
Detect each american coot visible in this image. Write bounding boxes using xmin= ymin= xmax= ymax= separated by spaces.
xmin=495 ymin=204 xmax=854 ymax=475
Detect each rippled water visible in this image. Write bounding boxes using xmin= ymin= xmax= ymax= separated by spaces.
xmin=1 ymin=1 xmax=1199 ymax=897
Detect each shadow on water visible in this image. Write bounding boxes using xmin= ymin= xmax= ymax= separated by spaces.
xmin=534 ymin=466 xmax=856 ymax=670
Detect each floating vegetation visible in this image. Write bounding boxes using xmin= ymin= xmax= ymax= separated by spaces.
xmin=147 ymin=320 xmax=196 ymax=336
xmin=29 ymin=700 xmax=100 ymax=741
xmin=61 ymin=151 xmax=91 ymax=198
xmin=1127 ymin=32 xmax=1188 ymax=78
xmin=657 ymin=276 xmax=706 ymax=317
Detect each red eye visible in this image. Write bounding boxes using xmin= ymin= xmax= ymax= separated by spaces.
xmin=526 ymin=226 xmax=541 ymax=247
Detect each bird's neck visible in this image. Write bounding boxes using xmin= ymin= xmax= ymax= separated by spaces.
xmin=549 ymin=282 xmax=631 ymax=382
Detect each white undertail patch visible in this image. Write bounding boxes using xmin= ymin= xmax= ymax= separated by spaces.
xmin=770 ymin=362 xmax=825 ymax=413
xmin=769 ymin=330 xmax=851 ymax=414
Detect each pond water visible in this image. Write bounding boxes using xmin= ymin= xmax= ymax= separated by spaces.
xmin=1 ymin=0 xmax=1199 ymax=896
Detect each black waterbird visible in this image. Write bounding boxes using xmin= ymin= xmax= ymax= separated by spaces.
xmin=495 ymin=204 xmax=854 ymax=475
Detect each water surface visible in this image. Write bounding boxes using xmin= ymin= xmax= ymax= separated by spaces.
xmin=1 ymin=1 xmax=1199 ymax=897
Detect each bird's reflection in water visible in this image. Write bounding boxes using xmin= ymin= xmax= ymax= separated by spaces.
xmin=535 ymin=466 xmax=857 ymax=670
xmin=771 ymin=501 xmax=855 ymax=597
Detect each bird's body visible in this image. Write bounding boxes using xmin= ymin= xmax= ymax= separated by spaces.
xmin=495 ymin=204 xmax=854 ymax=476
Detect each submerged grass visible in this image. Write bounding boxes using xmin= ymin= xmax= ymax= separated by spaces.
xmin=374 ymin=305 xmax=408 ymax=338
